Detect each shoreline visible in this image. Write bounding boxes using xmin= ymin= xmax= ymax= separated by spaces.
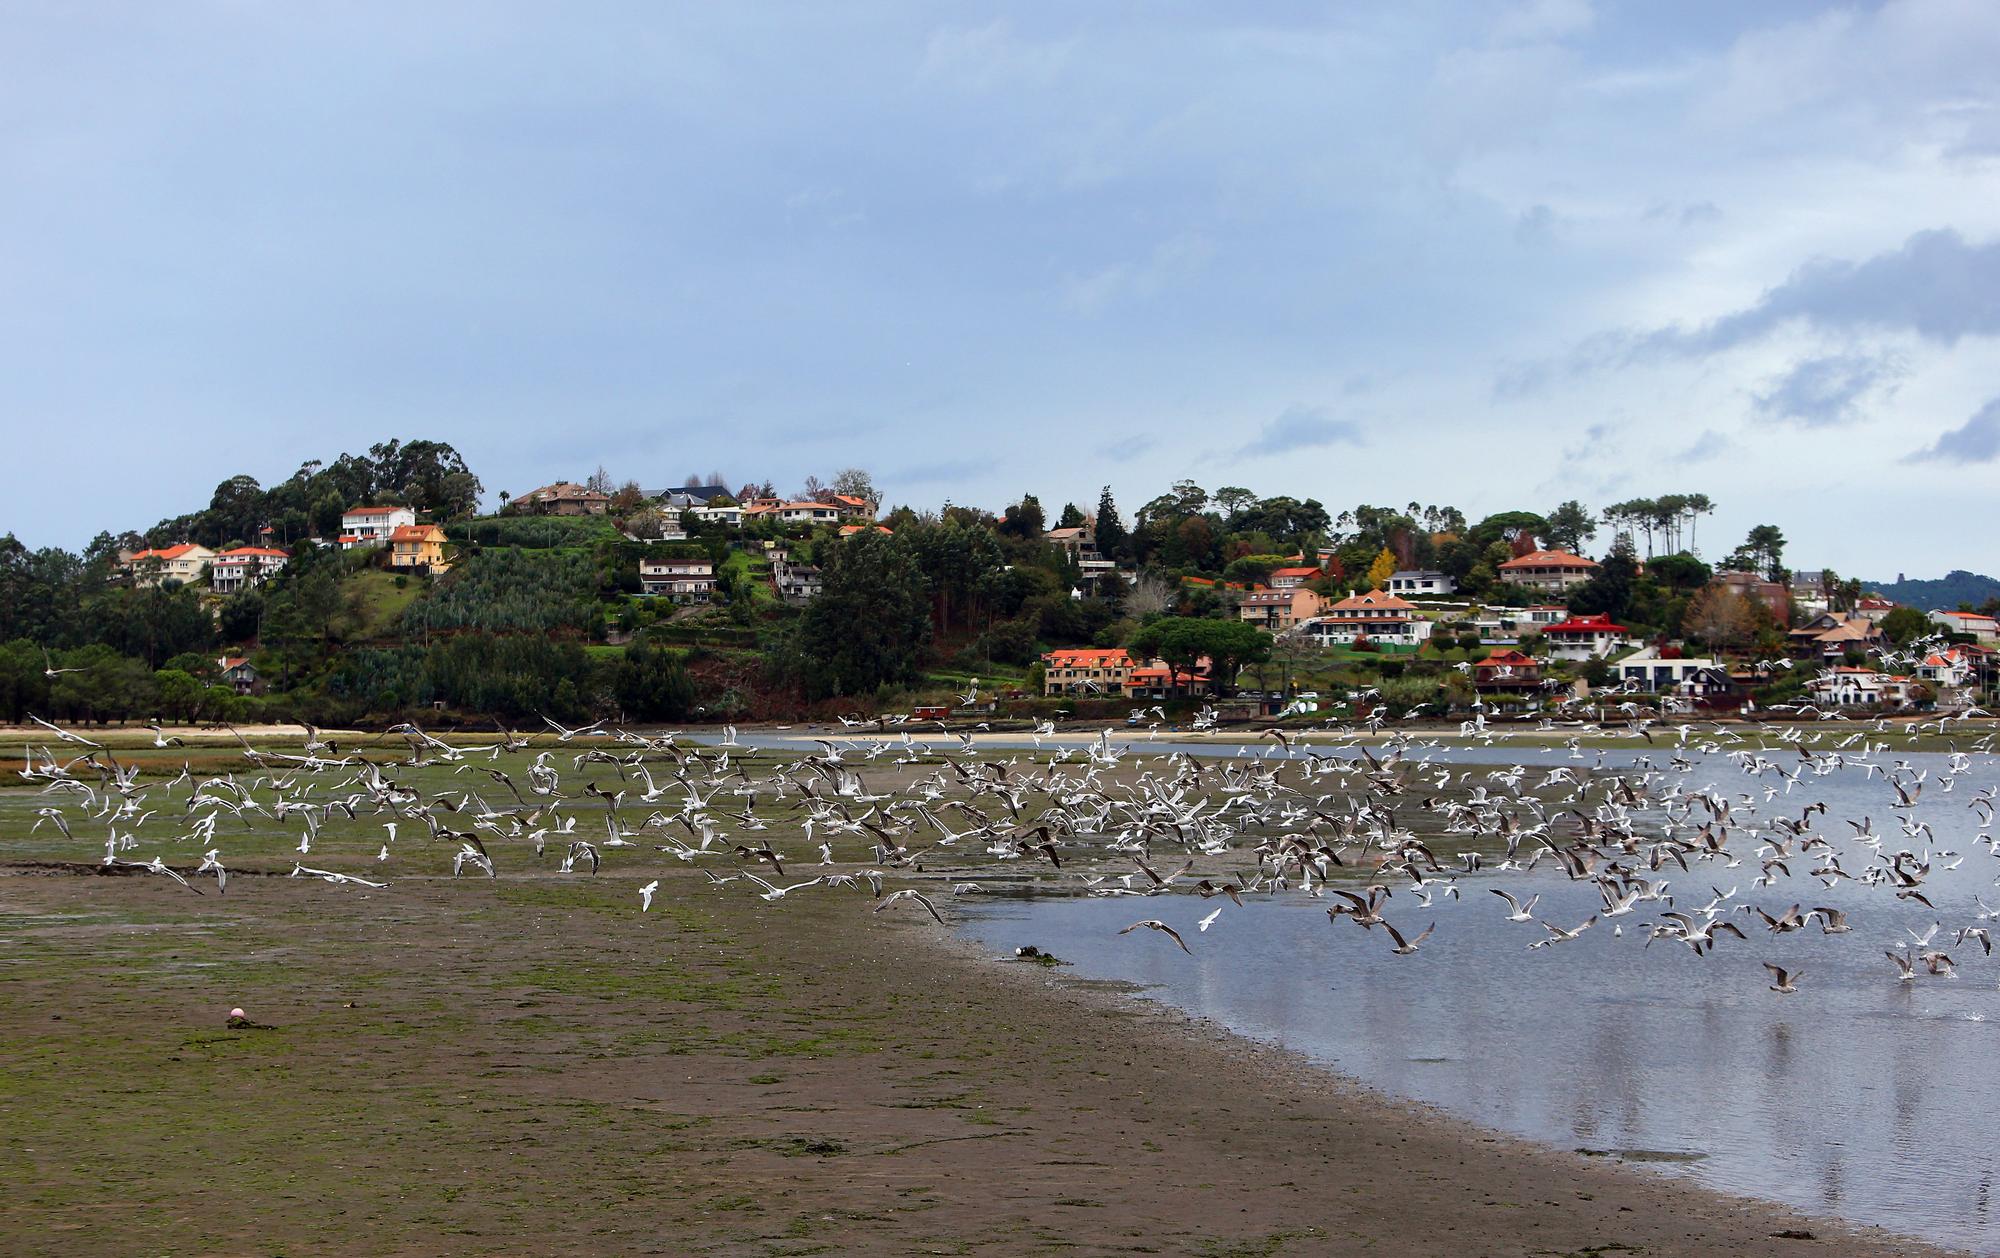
xmin=0 ymin=866 xmax=1962 ymax=1256
xmin=914 ymin=904 xmax=1955 ymax=1258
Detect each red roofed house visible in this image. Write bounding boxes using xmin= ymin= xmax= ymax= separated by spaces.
xmin=828 ymin=494 xmax=875 ymax=521
xmin=125 ymin=543 xmax=216 ymax=588
xmin=340 ymin=505 xmax=416 ymax=546
xmin=1916 ymin=646 xmax=1978 ymax=690
xmin=387 ymin=524 xmax=451 ymax=572
xmin=1931 ymin=609 xmax=2000 ymax=643
xmin=1124 ymin=660 xmax=1214 ymax=700
xmin=217 ymin=656 xmax=260 ymax=695
xmin=1310 ymin=590 xmax=1432 ymax=646
xmin=209 ymin=546 xmax=290 ymax=594
xmin=1542 ymin=613 xmax=1633 ymax=661
xmin=1267 ymin=565 xmax=1322 ymax=591
xmin=1498 ymin=549 xmax=1600 ymax=593
xmin=1473 ymin=648 xmax=1543 ymax=692
xmin=1041 ymin=648 xmax=1134 ymax=697
xmin=1238 ymin=587 xmax=1325 ymax=632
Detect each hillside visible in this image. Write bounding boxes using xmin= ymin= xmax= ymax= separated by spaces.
xmin=1863 ymin=570 xmax=2000 ymax=610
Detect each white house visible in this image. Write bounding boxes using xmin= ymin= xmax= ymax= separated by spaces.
xmin=1387 ymin=570 xmax=1456 ymax=597
xmin=1930 ymin=609 xmax=2000 ymax=643
xmin=1613 ymin=646 xmax=1726 ymax=695
xmin=691 ymin=504 xmax=743 ymax=527
xmin=340 ymin=505 xmax=416 ymax=545
xmin=1305 ymin=590 xmax=1433 ymax=646
xmin=1916 ymin=647 xmax=1978 ymax=690
xmin=209 ymin=546 xmax=289 ymax=594
xmin=638 ymin=556 xmax=715 ymax=603
xmin=1808 ymin=668 xmax=1919 ymax=708
xmin=1541 ymin=614 xmax=1633 ymax=661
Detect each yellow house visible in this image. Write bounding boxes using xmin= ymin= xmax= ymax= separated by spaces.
xmin=388 ymin=524 xmax=450 ymax=572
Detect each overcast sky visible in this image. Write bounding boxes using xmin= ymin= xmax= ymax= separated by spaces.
xmin=4 ymin=1 xmax=1998 ymax=576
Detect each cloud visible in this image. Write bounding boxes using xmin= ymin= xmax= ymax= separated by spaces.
xmin=1905 ymin=398 xmax=2000 ymax=464
xmin=1062 ymin=233 xmax=1214 ymax=315
xmin=1491 ymin=0 xmax=1594 ymax=44
xmin=1671 ymin=429 xmax=1735 ymax=464
xmin=1237 ymin=405 xmax=1364 ymax=457
xmin=1639 ymin=228 xmax=2000 ymax=356
xmin=1750 ymin=352 xmax=1902 ymax=427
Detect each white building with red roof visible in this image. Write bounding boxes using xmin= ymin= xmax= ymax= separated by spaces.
xmin=1308 ymin=590 xmax=1432 ymax=646
xmin=1266 ymin=565 xmax=1323 ymax=591
xmin=1930 ymin=609 xmax=2000 ymax=643
xmin=1498 ymin=548 xmax=1599 ymax=593
xmin=340 ymin=504 xmax=417 ymax=545
xmin=209 ymin=546 xmax=290 ymax=594
xmin=1915 ymin=646 xmax=1979 ymax=690
xmin=1541 ymin=613 xmax=1633 ymax=661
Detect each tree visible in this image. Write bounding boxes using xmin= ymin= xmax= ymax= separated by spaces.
xmin=614 ymin=634 xmax=697 ymax=720
xmin=1055 ymin=503 xmax=1087 ymax=530
xmin=1365 ymin=548 xmax=1396 ymax=591
xmin=1542 ymin=501 xmax=1596 ymax=554
xmin=782 ymin=533 xmax=931 ymax=699
xmin=1728 ymin=524 xmax=1788 ymax=581
xmin=830 ymin=468 xmax=880 ymax=510
xmin=1094 ymin=486 xmax=1128 ymax=560
xmin=1880 ymin=606 xmax=1933 ymax=647
xmin=1682 ymin=584 xmax=1760 ymax=652
xmin=587 ymin=465 xmax=614 ymax=495
xmin=1128 ymin=617 xmax=1270 ymax=696
xmin=998 ymin=495 xmax=1046 ymax=540
xmin=1567 ymin=536 xmax=1640 ymax=621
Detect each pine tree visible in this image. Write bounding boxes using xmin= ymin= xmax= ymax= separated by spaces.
xmin=1094 ymin=486 xmax=1127 ymax=560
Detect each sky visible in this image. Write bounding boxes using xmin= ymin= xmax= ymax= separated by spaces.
xmin=3 ymin=1 xmax=1998 ymax=577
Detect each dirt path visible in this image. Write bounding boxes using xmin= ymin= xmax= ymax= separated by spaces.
xmin=0 ymin=866 xmax=1950 ymax=1257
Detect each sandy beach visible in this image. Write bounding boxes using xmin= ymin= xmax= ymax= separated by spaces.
xmin=0 ymin=861 xmax=1951 ymax=1256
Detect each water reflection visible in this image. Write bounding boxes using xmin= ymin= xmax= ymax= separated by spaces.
xmin=956 ymin=749 xmax=2000 ymax=1254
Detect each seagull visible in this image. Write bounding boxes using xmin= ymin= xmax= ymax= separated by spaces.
xmin=874 ymin=888 xmax=943 ymax=923
xmin=1763 ymin=962 xmax=1801 ymax=994
xmin=638 ymin=880 xmax=659 ymax=912
xmin=1197 ymin=906 xmax=1223 ymax=932
xmin=1383 ymin=920 xmax=1435 ymax=955
xmin=1490 ymin=888 xmax=1539 ymax=922
xmin=1118 ymin=919 xmax=1192 ymax=954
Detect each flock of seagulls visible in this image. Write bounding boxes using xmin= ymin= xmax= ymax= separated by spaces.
xmin=11 ymin=692 xmax=2000 ymax=1005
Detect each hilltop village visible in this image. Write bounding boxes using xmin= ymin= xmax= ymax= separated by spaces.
xmin=1 ymin=441 xmax=1991 ymax=727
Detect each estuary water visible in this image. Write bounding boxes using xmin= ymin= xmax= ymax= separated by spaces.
xmin=952 ymin=746 xmax=2000 ymax=1253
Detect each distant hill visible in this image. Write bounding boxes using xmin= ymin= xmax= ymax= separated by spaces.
xmin=1863 ymin=569 xmax=2000 ymax=610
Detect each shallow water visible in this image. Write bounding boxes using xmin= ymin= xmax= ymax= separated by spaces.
xmin=956 ymin=747 xmax=2000 ymax=1254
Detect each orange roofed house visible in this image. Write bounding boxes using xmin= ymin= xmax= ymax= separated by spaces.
xmin=388 ymin=524 xmax=451 ymax=572
xmin=1041 ymin=648 xmax=1134 ymax=697
xmin=1308 ymin=590 xmax=1433 ymax=646
xmin=124 ymin=543 xmax=216 ymax=588
xmin=1473 ymin=648 xmax=1542 ymax=692
xmin=1498 ymin=549 xmax=1599 ymax=593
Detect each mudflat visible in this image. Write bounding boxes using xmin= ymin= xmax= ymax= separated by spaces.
xmin=0 ymin=867 xmax=1944 ymax=1257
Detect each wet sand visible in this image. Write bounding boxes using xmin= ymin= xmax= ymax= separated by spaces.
xmin=0 ymin=866 xmax=1951 ymax=1257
